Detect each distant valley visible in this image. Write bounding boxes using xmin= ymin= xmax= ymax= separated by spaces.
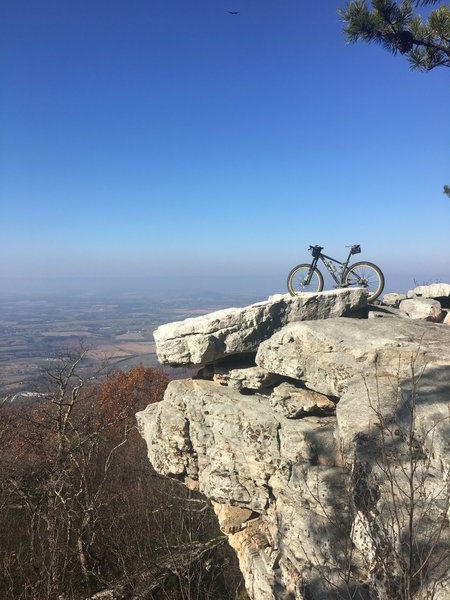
xmin=0 ymin=291 xmax=261 ymax=398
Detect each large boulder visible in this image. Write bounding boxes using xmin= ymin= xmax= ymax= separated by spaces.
xmin=413 ymin=283 xmax=450 ymax=300
xmin=153 ymin=289 xmax=367 ymax=366
xmin=399 ymin=297 xmax=442 ymax=320
xmin=256 ymin=317 xmax=450 ymax=396
xmin=382 ymin=292 xmax=406 ymax=307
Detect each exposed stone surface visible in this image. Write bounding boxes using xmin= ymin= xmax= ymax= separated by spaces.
xmin=138 ymin=288 xmax=450 ymax=600
xmin=335 ymin=365 xmax=450 ymax=598
xmin=367 ymin=304 xmax=409 ymax=319
xmin=269 ymin=382 xmax=336 ymax=418
xmin=399 ymin=297 xmax=442 ymax=319
xmin=153 ymin=288 xmax=367 ymax=366
xmin=382 ymin=292 xmax=406 ymax=307
xmin=137 ymin=378 xmax=351 ymax=599
xmin=212 ymin=502 xmax=255 ymax=534
xmin=137 ymin=379 xmax=337 ymax=511
xmin=413 ymin=283 xmax=450 ymax=299
xmin=257 ymin=317 xmax=450 ymax=396
xmin=212 ymin=365 xmax=282 ymax=391
xmin=336 ymin=365 xmax=450 ymax=468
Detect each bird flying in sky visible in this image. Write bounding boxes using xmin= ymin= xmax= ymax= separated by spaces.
xmin=228 ymin=11 xmax=238 ymax=15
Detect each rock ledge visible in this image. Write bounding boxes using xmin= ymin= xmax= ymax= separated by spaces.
xmin=138 ymin=287 xmax=450 ymax=600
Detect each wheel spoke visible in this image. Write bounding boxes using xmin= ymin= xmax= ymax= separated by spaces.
xmin=288 ymin=266 xmax=323 ymax=295
xmin=345 ymin=262 xmax=384 ymax=302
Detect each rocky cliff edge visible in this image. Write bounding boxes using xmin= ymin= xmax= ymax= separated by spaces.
xmin=137 ymin=286 xmax=450 ymax=600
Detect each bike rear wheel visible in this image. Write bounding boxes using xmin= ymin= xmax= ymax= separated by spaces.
xmin=287 ymin=264 xmax=324 ymax=295
xmin=344 ymin=262 xmax=384 ymax=302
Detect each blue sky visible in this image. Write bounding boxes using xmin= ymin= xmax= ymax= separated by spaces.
xmin=1 ymin=0 xmax=449 ymax=296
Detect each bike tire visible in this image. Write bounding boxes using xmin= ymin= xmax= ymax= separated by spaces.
xmin=344 ymin=262 xmax=385 ymax=302
xmin=287 ymin=264 xmax=324 ymax=296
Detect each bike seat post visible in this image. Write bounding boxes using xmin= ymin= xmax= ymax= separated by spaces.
xmin=346 ymin=248 xmax=353 ymax=264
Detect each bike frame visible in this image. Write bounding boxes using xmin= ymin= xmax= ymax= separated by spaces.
xmin=308 ymin=249 xmax=354 ymax=285
xmin=288 ymin=244 xmax=384 ymax=302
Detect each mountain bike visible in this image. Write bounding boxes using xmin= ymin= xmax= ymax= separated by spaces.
xmin=287 ymin=244 xmax=385 ymax=302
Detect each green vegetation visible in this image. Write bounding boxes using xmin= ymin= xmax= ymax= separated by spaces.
xmin=340 ymin=0 xmax=450 ymax=71
xmin=339 ymin=0 xmax=450 ymax=198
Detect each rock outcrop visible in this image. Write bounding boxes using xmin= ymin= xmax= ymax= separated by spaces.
xmin=137 ymin=287 xmax=450 ymax=600
xmin=412 ymin=283 xmax=450 ymax=301
xmin=399 ymin=297 xmax=443 ymax=320
xmin=153 ymin=288 xmax=367 ymax=366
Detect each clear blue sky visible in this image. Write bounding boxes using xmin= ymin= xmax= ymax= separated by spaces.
xmin=1 ymin=0 xmax=449 ymax=296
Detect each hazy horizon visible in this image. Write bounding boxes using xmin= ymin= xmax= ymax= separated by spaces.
xmin=2 ymin=265 xmax=449 ymax=300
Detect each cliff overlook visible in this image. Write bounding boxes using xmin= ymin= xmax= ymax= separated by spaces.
xmin=138 ymin=286 xmax=450 ymax=600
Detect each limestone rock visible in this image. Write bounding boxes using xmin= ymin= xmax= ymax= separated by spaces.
xmin=336 ymin=366 xmax=450 ymax=468
xmin=257 ymin=317 xmax=450 ymax=397
xmin=212 ymin=502 xmax=255 ymax=534
xmin=269 ymin=382 xmax=336 ymax=419
xmin=137 ymin=378 xmax=351 ymax=599
xmin=367 ymin=305 xmax=408 ymax=319
xmin=139 ymin=296 xmax=450 ymax=600
xmin=255 ymin=316 xmax=450 ymax=471
xmin=399 ymin=297 xmax=442 ymax=320
xmin=213 ymin=365 xmax=282 ymax=391
xmin=137 ymin=378 xmax=337 ymax=511
xmin=153 ymin=289 xmax=367 ymax=366
xmin=413 ymin=283 xmax=450 ymax=299
xmin=225 ymin=519 xmax=280 ymax=600
xmin=335 ymin=367 xmax=450 ymax=598
xmin=382 ymin=292 xmax=406 ymax=307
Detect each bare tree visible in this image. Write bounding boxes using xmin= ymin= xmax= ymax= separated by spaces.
xmin=295 ymin=355 xmax=450 ymax=599
xmin=0 ymin=353 xmax=246 ymax=600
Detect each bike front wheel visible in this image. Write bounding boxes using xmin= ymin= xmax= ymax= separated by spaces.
xmin=287 ymin=264 xmax=324 ymax=296
xmin=344 ymin=262 xmax=384 ymax=302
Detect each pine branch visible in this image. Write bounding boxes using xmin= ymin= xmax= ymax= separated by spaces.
xmin=340 ymin=0 xmax=450 ymax=70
